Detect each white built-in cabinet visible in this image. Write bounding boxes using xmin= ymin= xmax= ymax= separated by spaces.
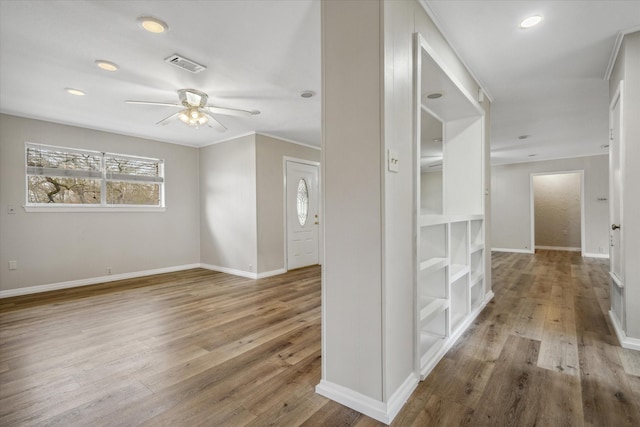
xmin=414 ymin=34 xmax=492 ymax=379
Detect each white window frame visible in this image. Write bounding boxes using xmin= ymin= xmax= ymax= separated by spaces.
xmin=24 ymin=142 xmax=166 ymax=212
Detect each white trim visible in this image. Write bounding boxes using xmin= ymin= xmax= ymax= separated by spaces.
xmin=200 ymin=264 xmax=257 ymax=279
xmin=1 ymin=111 xmax=201 ymax=148
xmin=316 ymin=381 xmax=390 ymax=424
xmin=200 ymin=263 xmax=286 ymax=280
xmin=609 ymin=311 xmax=640 ymax=351
xmin=491 ymin=247 xmax=534 ymax=254
xmin=1 ymin=264 xmax=290 ymax=298
xmin=535 ymin=246 xmax=581 ymax=252
xmin=257 ymin=132 xmax=321 ymax=151
xmin=583 ymin=252 xmax=610 ymax=259
xmin=199 ymin=131 xmax=257 ymax=148
xmin=604 ymin=26 xmax=640 ymax=80
xmin=416 ymin=0 xmax=494 ymax=103
xmin=0 ymin=264 xmax=200 ymax=298
xmin=256 ymin=268 xmax=287 ymax=279
xmin=23 ymin=206 xmax=166 ymax=213
xmin=491 ymin=152 xmax=608 ymax=167
xmin=385 ymin=373 xmax=420 ymax=423
xmin=315 ymin=372 xmax=418 ymax=425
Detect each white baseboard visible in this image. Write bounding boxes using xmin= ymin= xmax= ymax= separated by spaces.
xmin=257 ymin=268 xmax=287 ymax=279
xmin=199 ymin=264 xmax=286 ymax=280
xmin=583 ymin=252 xmax=610 ymax=259
xmin=609 ymin=310 xmax=640 ymax=351
xmin=315 ymin=372 xmax=419 ymax=425
xmin=0 ymin=263 xmax=201 ymax=298
xmin=491 ymin=247 xmax=534 ymax=254
xmin=1 ymin=263 xmax=289 ymax=299
xmin=535 ymin=246 xmax=581 ymax=252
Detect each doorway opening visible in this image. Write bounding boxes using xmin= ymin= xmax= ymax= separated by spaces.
xmin=530 ymin=171 xmax=585 ymax=254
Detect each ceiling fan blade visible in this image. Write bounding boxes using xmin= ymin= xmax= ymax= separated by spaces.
xmin=125 ymin=100 xmax=182 ymax=108
xmin=204 ymin=112 xmax=227 ymax=132
xmin=206 ymin=105 xmax=260 ymax=117
xmin=156 ymin=111 xmax=180 ymax=126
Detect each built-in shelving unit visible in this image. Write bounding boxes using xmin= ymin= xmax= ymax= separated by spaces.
xmin=414 ymin=33 xmax=491 ymax=380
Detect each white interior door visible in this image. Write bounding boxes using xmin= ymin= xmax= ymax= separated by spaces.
xmin=610 ymin=87 xmax=623 ymax=284
xmin=286 ymin=160 xmax=319 ymax=270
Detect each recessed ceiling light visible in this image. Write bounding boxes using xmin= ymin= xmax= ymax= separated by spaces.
xmin=433 ymin=138 xmax=443 ymax=143
xmin=528 ymin=154 xmax=537 ymax=157
xmin=137 ymin=16 xmax=168 ymax=33
xmin=601 ymin=144 xmax=610 ymax=149
xmin=65 ymin=88 xmax=85 ymax=96
xmin=520 ymin=15 xmax=543 ymax=29
xmin=518 ymin=135 xmax=530 ymax=140
xmin=95 ymin=60 xmax=119 ymax=72
xmin=426 ymin=92 xmax=443 ymax=100
xmin=300 ymin=91 xmax=315 ymax=98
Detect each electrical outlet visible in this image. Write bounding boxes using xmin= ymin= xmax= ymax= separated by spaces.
xmin=106 ymin=267 xmax=112 ymax=275
xmin=248 ymin=264 xmax=253 ymax=272
xmin=9 ymin=261 xmax=17 ymax=270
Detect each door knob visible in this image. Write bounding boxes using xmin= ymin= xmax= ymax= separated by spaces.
xmin=611 ymin=224 xmax=621 ymax=230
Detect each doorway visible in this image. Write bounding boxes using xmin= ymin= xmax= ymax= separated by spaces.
xmin=531 ymin=171 xmax=585 ymax=254
xmin=285 ymin=159 xmax=320 ymax=270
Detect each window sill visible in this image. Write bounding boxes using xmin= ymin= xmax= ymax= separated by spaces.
xmin=23 ymin=206 xmax=166 ymax=213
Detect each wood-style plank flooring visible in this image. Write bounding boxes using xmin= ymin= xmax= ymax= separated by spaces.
xmin=1 ymin=250 xmax=639 ymax=426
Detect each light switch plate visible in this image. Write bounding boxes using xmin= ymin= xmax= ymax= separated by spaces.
xmin=388 ymin=149 xmax=399 ymax=173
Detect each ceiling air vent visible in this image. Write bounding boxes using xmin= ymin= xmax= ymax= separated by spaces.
xmin=164 ymin=54 xmax=206 ymax=74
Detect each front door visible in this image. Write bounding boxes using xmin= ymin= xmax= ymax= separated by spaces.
xmin=286 ymin=160 xmax=319 ymax=269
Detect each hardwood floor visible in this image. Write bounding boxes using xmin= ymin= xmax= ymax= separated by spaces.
xmin=1 ymin=251 xmax=639 ymax=426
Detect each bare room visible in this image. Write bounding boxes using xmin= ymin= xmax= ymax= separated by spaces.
xmin=1 ymin=1 xmax=639 ymax=425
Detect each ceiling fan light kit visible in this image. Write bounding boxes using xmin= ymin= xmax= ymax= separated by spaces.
xmin=125 ymin=88 xmax=258 ymax=132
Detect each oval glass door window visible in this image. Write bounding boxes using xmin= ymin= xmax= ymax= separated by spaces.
xmin=296 ymin=178 xmax=309 ymax=226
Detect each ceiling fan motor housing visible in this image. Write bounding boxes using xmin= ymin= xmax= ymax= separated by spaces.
xmin=179 ymin=89 xmax=208 ymax=107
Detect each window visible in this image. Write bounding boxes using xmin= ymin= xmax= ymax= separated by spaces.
xmin=296 ymin=178 xmax=309 ymax=226
xmin=26 ymin=143 xmax=164 ymax=209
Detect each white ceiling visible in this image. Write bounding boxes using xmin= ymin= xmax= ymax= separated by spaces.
xmin=425 ymin=0 xmax=640 ymax=165
xmin=1 ymin=1 xmax=638 ymax=163
xmin=0 ymin=0 xmax=321 ymax=148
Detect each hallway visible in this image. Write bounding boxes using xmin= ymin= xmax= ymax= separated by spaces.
xmin=383 ymin=250 xmax=640 ymax=426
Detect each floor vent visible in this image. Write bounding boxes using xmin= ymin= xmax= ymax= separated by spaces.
xmin=164 ymin=54 xmax=206 ymax=74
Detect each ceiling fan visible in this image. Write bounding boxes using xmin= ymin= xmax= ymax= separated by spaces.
xmin=125 ymin=89 xmax=260 ymax=132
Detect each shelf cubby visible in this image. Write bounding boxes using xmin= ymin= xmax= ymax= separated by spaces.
xmin=419 ymin=266 xmax=447 ymax=300
xmin=450 ymin=275 xmax=469 ymax=331
xmin=470 ymin=219 xmax=483 ymax=250
xmin=470 ymin=279 xmax=484 ymax=309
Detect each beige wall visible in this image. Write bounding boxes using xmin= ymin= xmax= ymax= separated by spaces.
xmin=533 ymin=173 xmax=581 ymax=249
xmin=0 ymin=114 xmax=200 ymax=292
xmin=255 ymin=134 xmax=320 ymax=273
xmin=199 ymin=134 xmax=258 ymax=273
xmin=491 ymin=155 xmax=608 ymax=256
xmin=199 ymin=133 xmax=320 ymax=276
